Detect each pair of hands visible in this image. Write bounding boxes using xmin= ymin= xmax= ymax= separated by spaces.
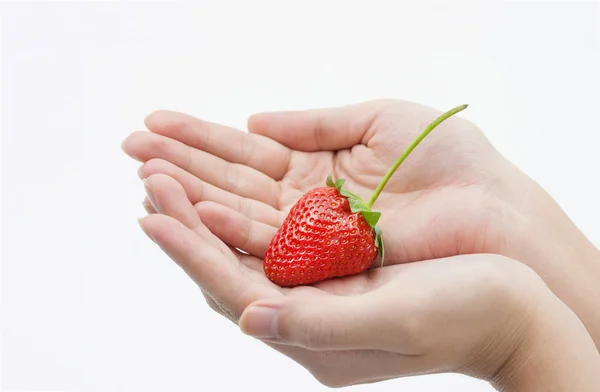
xmin=122 ymin=99 xmax=600 ymax=389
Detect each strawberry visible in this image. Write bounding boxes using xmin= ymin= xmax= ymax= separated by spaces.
xmin=264 ymin=104 xmax=468 ymax=287
xmin=263 ymin=178 xmax=382 ymax=287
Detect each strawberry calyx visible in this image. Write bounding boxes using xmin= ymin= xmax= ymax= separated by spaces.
xmin=323 ymin=103 xmax=470 ymax=270
xmin=326 ymin=174 xmax=386 ymax=267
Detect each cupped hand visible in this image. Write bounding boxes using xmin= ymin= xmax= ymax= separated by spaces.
xmin=139 ymin=173 xmax=546 ymax=388
xmin=123 ymin=99 xmax=540 ymax=265
xmin=122 ymin=99 xmax=600 ymax=347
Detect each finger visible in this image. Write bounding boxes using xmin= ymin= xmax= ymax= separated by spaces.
xmin=123 ymin=131 xmax=280 ymax=207
xmin=235 ymin=253 xmax=266 ymax=274
xmin=139 ymin=213 xmax=266 ymax=318
xmin=247 ymin=99 xmax=395 ymax=152
xmin=238 ymin=285 xmax=417 ymax=352
xmin=144 ymin=110 xmax=292 ymax=181
xmin=142 ymin=196 xmax=156 ymax=214
xmin=144 ymin=173 xmax=269 ymax=272
xmin=194 ymin=201 xmax=277 ymax=258
xmin=142 ymin=174 xmax=227 ymax=253
xmin=139 ymin=158 xmax=284 ymax=228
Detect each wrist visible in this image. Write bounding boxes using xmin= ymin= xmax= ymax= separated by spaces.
xmin=523 ymin=205 xmax=600 ymax=346
xmin=491 ymin=280 xmax=600 ymax=392
xmin=498 ymin=166 xmax=600 ymax=348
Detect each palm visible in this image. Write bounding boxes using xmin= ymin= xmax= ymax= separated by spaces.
xmin=125 ymin=100 xmax=513 ymax=266
xmin=138 ymin=171 xmax=514 ymax=385
xmin=127 ymin=100 xmax=521 ymax=384
xmin=276 ymin=121 xmax=504 ymax=264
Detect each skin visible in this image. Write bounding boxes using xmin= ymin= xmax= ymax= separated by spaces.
xmin=138 ymin=173 xmax=600 ymax=390
xmin=122 ymin=99 xmax=600 ymax=387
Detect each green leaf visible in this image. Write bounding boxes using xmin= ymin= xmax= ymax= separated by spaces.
xmin=374 ymin=226 xmax=385 ymax=267
xmin=339 ymin=189 xmax=359 ymax=199
xmin=326 ymin=174 xmax=349 ymax=194
xmin=334 ymin=178 xmax=346 ymax=191
xmin=348 ymin=197 xmax=368 ymax=213
xmin=326 ymin=174 xmax=335 ymax=187
xmin=374 ymin=225 xmax=382 ymax=237
xmin=324 ymin=174 xmax=384 ymax=243
xmin=361 ymin=210 xmax=381 ymax=228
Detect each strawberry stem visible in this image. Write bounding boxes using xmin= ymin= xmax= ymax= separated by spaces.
xmin=365 ymin=104 xmax=469 ymax=209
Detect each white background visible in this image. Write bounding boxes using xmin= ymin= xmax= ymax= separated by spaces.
xmin=2 ymin=1 xmax=600 ymax=391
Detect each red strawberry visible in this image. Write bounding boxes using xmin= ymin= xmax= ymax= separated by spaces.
xmin=263 ymin=179 xmax=381 ymax=287
xmin=264 ymin=104 xmax=468 ymax=287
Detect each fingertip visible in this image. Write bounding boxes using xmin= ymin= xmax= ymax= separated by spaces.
xmin=142 ymin=196 xmax=156 ymax=214
xmin=137 ymin=213 xmax=192 ymax=248
xmin=193 ymin=201 xmax=239 ymax=236
xmin=247 ymin=110 xmax=292 ymax=132
xmin=193 ymin=201 xmax=240 ymax=233
xmin=246 ymin=112 xmax=268 ymax=135
xmin=144 ymin=109 xmax=170 ymax=129
xmin=121 ymin=131 xmax=146 ymax=159
xmin=193 ymin=200 xmax=220 ymax=214
xmin=120 ymin=135 xmax=129 ymax=152
xmin=137 ymin=214 xmax=159 ymax=243
xmin=121 ymin=131 xmax=141 ymax=156
xmin=144 ymin=172 xmax=183 ymax=191
xmin=144 ymin=110 xmax=196 ymax=136
xmin=192 ymin=200 xmax=275 ymax=258
xmin=144 ymin=173 xmax=189 ymax=211
xmin=137 ymin=163 xmax=148 ymax=179
xmin=137 ymin=211 xmax=161 ymax=226
xmin=138 ymin=158 xmax=177 ymax=181
xmin=137 ymin=215 xmax=147 ymax=228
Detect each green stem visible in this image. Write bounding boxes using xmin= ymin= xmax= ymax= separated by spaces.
xmin=365 ymin=104 xmax=469 ymax=209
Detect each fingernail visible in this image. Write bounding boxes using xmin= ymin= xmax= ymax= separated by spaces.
xmin=239 ymin=304 xmax=280 ymax=339
xmin=137 ymin=217 xmax=156 ymax=243
xmin=142 ymin=178 xmax=158 ymax=210
xmin=120 ymin=137 xmax=128 ymax=152
xmin=142 ymin=198 xmax=154 ymax=214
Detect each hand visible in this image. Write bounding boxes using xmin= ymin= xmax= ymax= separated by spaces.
xmin=125 ymin=100 xmax=508 ymax=262
xmin=122 ymin=99 xmax=600 ymax=346
xmin=138 ymin=173 xmax=600 ymax=390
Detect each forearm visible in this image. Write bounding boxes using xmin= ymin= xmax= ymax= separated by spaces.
xmin=527 ymin=238 xmax=600 ymax=349
xmin=506 ymin=175 xmax=600 ymax=349
xmin=492 ymin=288 xmax=600 ymax=392
xmin=549 ymin=244 xmax=600 ymax=350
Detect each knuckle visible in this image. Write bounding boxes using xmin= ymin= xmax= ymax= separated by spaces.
xmin=296 ymin=325 xmax=319 ymax=349
xmin=239 ymin=197 xmax=251 ymax=217
xmin=191 ymin=120 xmax=210 ymax=146
xmin=239 ymin=134 xmax=255 ymax=164
xmin=152 ymin=134 xmax=172 ymax=155
xmin=224 ymin=163 xmax=240 ymax=192
xmin=240 ymin=223 xmax=254 ymax=252
xmin=293 ymin=318 xmax=335 ymax=350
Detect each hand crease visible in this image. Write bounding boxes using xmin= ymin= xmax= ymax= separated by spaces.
xmin=184 ymin=145 xmax=193 ymax=172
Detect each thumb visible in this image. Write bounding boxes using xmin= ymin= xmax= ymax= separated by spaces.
xmin=238 ymin=291 xmax=415 ymax=351
xmin=247 ymin=100 xmax=394 ymax=152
